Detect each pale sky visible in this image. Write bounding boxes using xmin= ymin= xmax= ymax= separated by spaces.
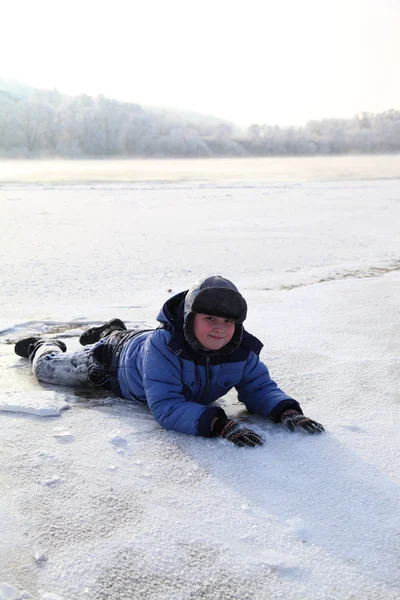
xmin=1 ymin=0 xmax=399 ymax=126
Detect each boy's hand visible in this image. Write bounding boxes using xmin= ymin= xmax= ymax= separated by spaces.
xmin=220 ymin=420 xmax=264 ymax=447
xmin=281 ymin=410 xmax=325 ymax=434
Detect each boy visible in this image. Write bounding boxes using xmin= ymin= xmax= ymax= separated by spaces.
xmin=14 ymin=276 xmax=324 ymax=447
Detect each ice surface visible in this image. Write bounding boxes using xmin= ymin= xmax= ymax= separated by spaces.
xmin=0 ymin=391 xmax=69 ymax=416
xmin=0 ymin=176 xmax=399 ymax=600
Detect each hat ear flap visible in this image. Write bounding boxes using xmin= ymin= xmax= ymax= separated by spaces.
xmin=183 ymin=312 xmax=203 ymax=352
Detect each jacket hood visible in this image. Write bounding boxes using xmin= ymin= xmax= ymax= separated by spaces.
xmin=156 ymin=290 xmax=186 ymax=329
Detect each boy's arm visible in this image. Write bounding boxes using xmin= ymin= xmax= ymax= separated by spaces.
xmin=236 ymin=352 xmax=324 ymax=433
xmin=236 ymin=351 xmax=302 ymax=421
xmin=142 ymin=331 xmax=225 ymax=436
xmin=142 ymin=332 xmax=266 ymax=444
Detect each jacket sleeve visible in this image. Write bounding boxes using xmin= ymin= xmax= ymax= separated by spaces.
xmin=236 ymin=351 xmax=302 ymax=421
xmin=142 ymin=330 xmax=226 ymax=436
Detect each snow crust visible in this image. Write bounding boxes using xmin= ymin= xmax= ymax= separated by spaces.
xmin=0 ymin=177 xmax=399 ymax=599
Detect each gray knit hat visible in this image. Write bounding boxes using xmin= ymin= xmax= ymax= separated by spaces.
xmin=183 ymin=276 xmax=247 ymax=354
xmin=184 ymin=275 xmax=247 ymax=323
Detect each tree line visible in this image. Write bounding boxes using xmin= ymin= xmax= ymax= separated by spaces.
xmin=0 ymin=80 xmax=399 ymax=157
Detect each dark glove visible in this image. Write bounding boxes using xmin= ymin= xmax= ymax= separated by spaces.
xmin=219 ymin=420 xmax=264 ymax=447
xmin=281 ymin=410 xmax=325 ymax=434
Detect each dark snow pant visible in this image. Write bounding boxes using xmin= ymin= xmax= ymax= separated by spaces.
xmin=31 ymin=330 xmax=139 ymax=394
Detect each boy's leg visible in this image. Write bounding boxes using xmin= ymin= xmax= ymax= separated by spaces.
xmin=79 ymin=318 xmax=127 ymax=346
xmin=31 ymin=341 xmax=108 ymax=388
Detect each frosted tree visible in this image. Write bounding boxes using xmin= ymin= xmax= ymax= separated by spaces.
xmin=0 ymin=93 xmax=17 ymax=150
xmin=17 ymin=101 xmax=48 ymax=153
xmin=120 ymin=112 xmax=156 ymax=156
xmin=63 ymin=96 xmax=99 ymax=155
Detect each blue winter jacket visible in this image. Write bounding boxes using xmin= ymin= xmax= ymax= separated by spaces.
xmin=116 ymin=291 xmax=301 ymax=436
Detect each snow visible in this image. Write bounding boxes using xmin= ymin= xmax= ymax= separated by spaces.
xmin=0 ymin=175 xmax=400 ymax=599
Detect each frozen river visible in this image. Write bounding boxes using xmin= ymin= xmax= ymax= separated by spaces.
xmin=0 ymin=159 xmax=399 ymax=599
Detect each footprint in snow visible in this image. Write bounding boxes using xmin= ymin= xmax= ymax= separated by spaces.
xmin=341 ymin=424 xmax=365 ymax=432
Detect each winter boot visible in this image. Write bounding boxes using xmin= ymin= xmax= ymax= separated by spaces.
xmin=79 ymin=318 xmax=127 ymax=346
xmin=15 ymin=337 xmax=67 ymax=359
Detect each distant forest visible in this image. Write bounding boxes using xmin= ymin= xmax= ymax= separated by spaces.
xmin=1 ymin=79 xmax=400 ymax=158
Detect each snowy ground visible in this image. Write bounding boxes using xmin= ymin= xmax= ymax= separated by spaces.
xmin=0 ymin=178 xmax=399 ymax=599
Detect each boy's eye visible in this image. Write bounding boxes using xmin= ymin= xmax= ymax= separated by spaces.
xmin=226 ymin=319 xmax=234 ymax=324
xmin=206 ymin=316 xmax=215 ymax=322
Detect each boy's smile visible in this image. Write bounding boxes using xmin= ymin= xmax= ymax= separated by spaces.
xmin=193 ymin=313 xmax=235 ymax=351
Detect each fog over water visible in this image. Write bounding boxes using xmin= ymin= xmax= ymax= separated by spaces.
xmin=1 ymin=155 xmax=400 ymax=184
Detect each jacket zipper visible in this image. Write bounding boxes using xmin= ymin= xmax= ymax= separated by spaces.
xmin=200 ymin=356 xmax=211 ymax=403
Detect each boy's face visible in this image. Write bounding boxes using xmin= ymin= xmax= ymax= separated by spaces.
xmin=193 ymin=313 xmax=235 ymax=351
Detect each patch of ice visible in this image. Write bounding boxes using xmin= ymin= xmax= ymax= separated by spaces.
xmin=284 ymin=516 xmax=311 ymax=542
xmin=0 ymin=584 xmax=19 ymax=600
xmin=260 ymin=549 xmax=301 ymax=569
xmin=0 ymin=391 xmax=70 ymax=417
xmin=285 ymin=516 xmax=306 ymax=533
xmin=52 ymin=427 xmax=74 ymax=442
xmin=0 ymin=583 xmax=33 ymax=600
xmin=0 ymin=319 xmax=92 ymax=337
xmin=109 ymin=431 xmax=129 ymax=447
xmin=32 ymin=542 xmax=47 ymax=562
